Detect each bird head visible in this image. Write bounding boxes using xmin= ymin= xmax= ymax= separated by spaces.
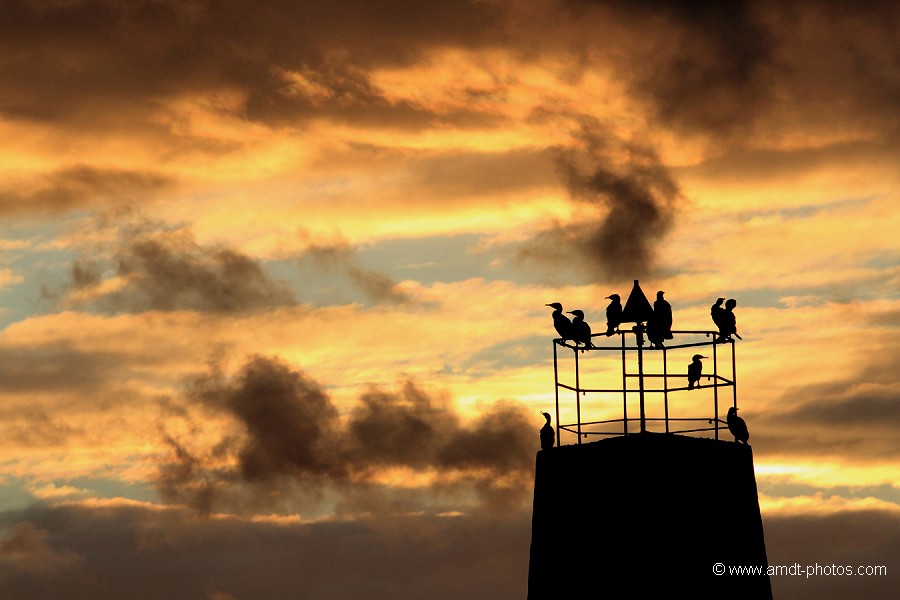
xmin=692 ymin=354 xmax=707 ymax=360
xmin=715 ymin=297 xmax=725 ymax=305
xmin=726 ymin=298 xmax=737 ymax=309
xmin=566 ymin=309 xmax=584 ymax=318
xmin=657 ymin=290 xmax=665 ymax=299
xmin=540 ymin=411 xmax=551 ymax=422
xmin=605 ymin=294 xmax=620 ymax=301
xmin=545 ymin=302 xmax=563 ymax=311
xmin=727 ymin=406 xmax=738 ymax=417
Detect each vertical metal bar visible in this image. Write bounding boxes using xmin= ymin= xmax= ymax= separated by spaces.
xmin=712 ymin=334 xmax=719 ymax=440
xmin=732 ymin=338 xmax=738 ymax=410
xmin=663 ymin=345 xmax=669 ymax=433
xmin=621 ymin=331 xmax=628 ymax=435
xmin=637 ymin=326 xmax=646 ymax=433
xmin=574 ymin=346 xmax=582 ymax=444
xmin=553 ymin=340 xmax=560 ymax=447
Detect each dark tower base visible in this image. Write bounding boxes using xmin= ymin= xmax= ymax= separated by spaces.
xmin=527 ymin=433 xmax=772 ymax=599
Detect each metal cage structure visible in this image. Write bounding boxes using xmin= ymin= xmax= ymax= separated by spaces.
xmin=551 ymin=325 xmax=738 ymax=445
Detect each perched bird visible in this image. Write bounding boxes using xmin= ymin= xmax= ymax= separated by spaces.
xmin=716 ymin=298 xmax=741 ymax=342
xmin=604 ymin=294 xmax=623 ymax=336
xmin=647 ymin=290 xmax=673 ymax=349
xmin=726 ymin=407 xmax=749 ymax=444
xmin=711 ymin=297 xmax=726 ymax=334
xmin=546 ymin=303 xmax=574 ymax=343
xmin=540 ymin=412 xmax=555 ymax=451
xmin=687 ymin=354 xmax=706 ymax=389
xmin=567 ymin=309 xmax=596 ymax=350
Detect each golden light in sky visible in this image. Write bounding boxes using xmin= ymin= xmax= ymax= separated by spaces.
xmin=0 ymin=1 xmax=896 ymax=598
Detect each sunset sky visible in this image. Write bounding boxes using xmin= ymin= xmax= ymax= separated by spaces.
xmin=0 ymin=1 xmax=897 ymax=598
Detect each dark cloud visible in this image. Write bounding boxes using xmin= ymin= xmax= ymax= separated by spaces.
xmin=189 ymin=354 xmax=344 ymax=481
xmin=519 ymin=121 xmax=680 ymax=282
xmin=347 ymin=382 xmax=448 ymax=469
xmin=0 ymin=0 xmax=506 ymax=132
xmin=0 ymin=343 xmax=122 ymax=396
xmin=754 ymin=349 xmax=900 ymax=460
xmin=1 ymin=0 xmax=895 ymax=148
xmin=2 ymin=409 xmax=82 ymax=448
xmin=680 ymin=138 xmax=900 ymax=184
xmin=0 ymin=521 xmax=81 ymax=576
xmin=554 ymin=1 xmax=900 ymax=141
xmin=608 ymin=0 xmax=777 ymax=135
xmin=158 ymin=355 xmax=537 ymax=515
xmin=60 ymin=214 xmax=296 ymax=314
xmin=764 ymin=510 xmax=900 ymax=600
xmin=112 ymin=236 xmax=296 ymax=313
xmin=0 ymin=166 xmax=173 ymax=215
xmin=0 ymin=502 xmax=531 ymax=600
xmin=301 ymin=234 xmax=413 ymax=305
xmin=0 ymin=496 xmax=896 ymax=599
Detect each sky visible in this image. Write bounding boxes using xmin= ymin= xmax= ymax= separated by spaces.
xmin=0 ymin=0 xmax=897 ymax=598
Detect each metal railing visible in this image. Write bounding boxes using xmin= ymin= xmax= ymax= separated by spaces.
xmin=552 ymin=327 xmax=738 ymax=445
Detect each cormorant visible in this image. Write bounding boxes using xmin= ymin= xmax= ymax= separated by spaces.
xmin=711 ymin=297 xmax=726 ymax=334
xmin=716 ymin=298 xmax=741 ymax=343
xmin=540 ymin=412 xmax=555 ymax=451
xmin=567 ymin=309 xmax=596 ymax=350
xmin=687 ymin=354 xmax=706 ymax=389
xmin=546 ymin=303 xmax=574 ymax=343
xmin=726 ymin=406 xmax=749 ymax=444
xmin=604 ymin=294 xmax=623 ymax=336
xmin=647 ymin=290 xmax=673 ymax=349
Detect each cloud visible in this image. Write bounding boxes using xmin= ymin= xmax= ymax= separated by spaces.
xmin=57 ymin=213 xmax=296 ymax=314
xmin=0 ymin=166 xmax=173 ymax=215
xmin=519 ymin=121 xmax=680 ymax=282
xmin=0 ymin=521 xmax=81 ymax=578
xmin=764 ymin=510 xmax=900 ymax=600
xmin=0 ymin=502 xmax=532 ymax=600
xmin=188 ymin=354 xmax=344 ymax=481
xmin=602 ymin=0 xmax=778 ymax=135
xmin=0 ymin=495 xmax=896 ymax=599
xmin=300 ymin=233 xmax=413 ymax=304
xmin=157 ymin=355 xmax=537 ymax=515
xmin=0 ymin=0 xmax=506 ymax=133
xmin=754 ymin=347 xmax=900 ymax=460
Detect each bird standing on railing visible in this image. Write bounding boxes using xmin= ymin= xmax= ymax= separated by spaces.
xmin=567 ymin=309 xmax=596 ymax=350
xmin=726 ymin=406 xmax=749 ymax=444
xmin=604 ymin=294 xmax=623 ymax=336
xmin=647 ymin=290 xmax=673 ymax=349
xmin=711 ymin=297 xmax=726 ymax=334
xmin=687 ymin=354 xmax=706 ymax=389
xmin=546 ymin=303 xmax=574 ymax=344
xmin=715 ymin=298 xmax=742 ymax=343
xmin=540 ymin=412 xmax=555 ymax=450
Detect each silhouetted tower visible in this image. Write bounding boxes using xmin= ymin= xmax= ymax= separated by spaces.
xmin=528 ymin=280 xmax=771 ymax=599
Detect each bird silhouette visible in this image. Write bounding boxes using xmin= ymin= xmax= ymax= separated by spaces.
xmin=726 ymin=407 xmax=749 ymax=444
xmin=687 ymin=354 xmax=706 ymax=389
xmin=714 ymin=298 xmax=742 ymax=343
xmin=546 ymin=303 xmax=574 ymax=343
xmin=711 ymin=297 xmax=726 ymax=334
xmin=647 ymin=291 xmax=673 ymax=349
xmin=567 ymin=309 xmax=596 ymax=350
xmin=604 ymin=294 xmax=623 ymax=336
xmin=540 ymin=412 xmax=555 ymax=451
